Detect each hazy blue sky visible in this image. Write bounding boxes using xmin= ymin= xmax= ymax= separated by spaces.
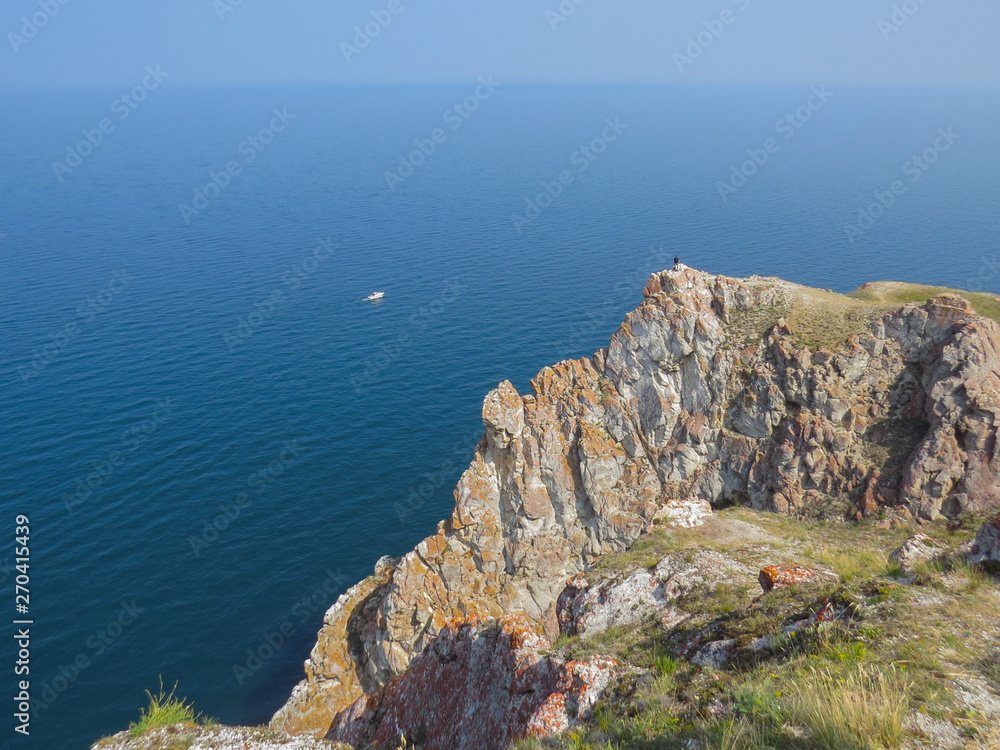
xmin=2 ymin=0 xmax=998 ymax=90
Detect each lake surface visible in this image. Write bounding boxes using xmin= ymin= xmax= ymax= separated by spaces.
xmin=1 ymin=84 xmax=998 ymax=748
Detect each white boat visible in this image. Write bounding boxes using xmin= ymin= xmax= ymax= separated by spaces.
xmin=365 ymin=291 xmax=385 ymax=301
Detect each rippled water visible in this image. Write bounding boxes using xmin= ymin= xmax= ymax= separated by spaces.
xmin=1 ymin=84 xmax=997 ymax=748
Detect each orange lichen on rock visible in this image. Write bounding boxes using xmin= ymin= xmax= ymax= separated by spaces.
xmin=758 ymin=564 xmax=820 ymax=593
xmin=327 ymin=614 xmax=615 ymax=750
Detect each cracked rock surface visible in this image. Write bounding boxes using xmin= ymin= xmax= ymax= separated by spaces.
xmin=271 ymin=269 xmax=1000 ymax=742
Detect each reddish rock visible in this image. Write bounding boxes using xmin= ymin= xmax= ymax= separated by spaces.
xmin=758 ymin=564 xmax=821 ymax=593
xmin=328 ymin=615 xmax=615 ymax=750
xmin=861 ymin=473 xmax=881 ymax=516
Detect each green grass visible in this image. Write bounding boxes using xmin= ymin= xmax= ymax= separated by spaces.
xmin=516 ymin=501 xmax=1000 ymax=750
xmin=724 ymin=279 xmax=1000 ymax=354
xmin=784 ymin=664 xmax=911 ymax=749
xmin=811 ymin=547 xmax=888 ymax=583
xmin=846 ymin=282 xmax=1000 ymax=325
xmin=127 ymin=678 xmax=202 ymax=737
xmin=594 ymin=528 xmax=678 ymax=572
xmin=653 ymin=652 xmax=681 ymax=677
xmin=715 ymin=664 xmax=910 ymax=750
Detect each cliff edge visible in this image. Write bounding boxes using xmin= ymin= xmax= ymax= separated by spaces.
xmin=268 ymin=267 xmax=1000 ymax=747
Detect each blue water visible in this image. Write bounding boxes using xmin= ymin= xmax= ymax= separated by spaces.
xmin=1 ymin=85 xmax=998 ymax=749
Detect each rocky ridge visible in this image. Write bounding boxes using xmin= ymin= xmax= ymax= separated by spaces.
xmin=268 ymin=267 xmax=1000 ymax=747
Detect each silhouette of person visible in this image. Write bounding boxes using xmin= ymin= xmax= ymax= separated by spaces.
xmin=674 ymin=256 xmax=680 ymax=265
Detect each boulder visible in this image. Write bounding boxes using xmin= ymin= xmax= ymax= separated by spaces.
xmin=557 ymin=550 xmax=756 ymax=637
xmin=692 ymin=639 xmax=737 ymax=668
xmin=969 ymin=516 xmax=1000 ymax=571
xmin=758 ymin=564 xmax=825 ymax=593
xmin=889 ymin=533 xmax=941 ymax=575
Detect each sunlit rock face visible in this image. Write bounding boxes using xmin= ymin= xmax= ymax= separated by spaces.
xmin=272 ymin=268 xmax=1000 ymax=743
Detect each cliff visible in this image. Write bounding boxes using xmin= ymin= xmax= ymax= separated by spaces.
xmin=267 ymin=267 xmax=1000 ymax=747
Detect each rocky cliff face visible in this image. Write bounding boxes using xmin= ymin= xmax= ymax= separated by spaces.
xmin=328 ymin=615 xmax=615 ymax=750
xmin=272 ymin=268 xmax=1000 ymax=745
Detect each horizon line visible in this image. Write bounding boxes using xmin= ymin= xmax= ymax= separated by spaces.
xmin=3 ymin=80 xmax=999 ymax=94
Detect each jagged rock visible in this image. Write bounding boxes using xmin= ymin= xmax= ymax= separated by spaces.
xmin=274 ymin=269 xmax=1000 ymax=737
xmin=758 ymin=564 xmax=824 ymax=593
xmin=890 ymin=533 xmax=941 ymax=574
xmin=327 ymin=615 xmax=615 ymax=750
xmin=558 ymin=550 xmax=756 ymax=636
xmin=969 ymin=516 xmax=1000 ymax=570
xmin=271 ymin=562 xmax=396 ymax=736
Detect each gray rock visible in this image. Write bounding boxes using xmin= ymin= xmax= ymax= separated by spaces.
xmin=969 ymin=516 xmax=1000 ymax=570
xmin=558 ymin=550 xmax=756 ymax=637
xmin=692 ymin=639 xmax=737 ymax=668
xmin=890 ymin=533 xmax=942 ymax=575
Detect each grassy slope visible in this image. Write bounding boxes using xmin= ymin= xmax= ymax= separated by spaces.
xmin=846 ymin=282 xmax=1000 ymax=325
xmin=514 ymin=509 xmax=1000 ymax=750
xmin=726 ymin=278 xmax=1000 ymax=352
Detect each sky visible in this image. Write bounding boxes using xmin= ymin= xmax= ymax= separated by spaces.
xmin=1 ymin=0 xmax=999 ymax=91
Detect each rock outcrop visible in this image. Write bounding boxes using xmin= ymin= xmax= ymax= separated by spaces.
xmin=328 ymin=615 xmax=614 ymax=750
xmin=92 ymin=725 xmax=349 ymax=750
xmin=557 ymin=550 xmax=756 ymax=637
xmin=272 ymin=268 xmax=1000 ymax=743
xmin=970 ymin=515 xmax=1000 ymax=570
